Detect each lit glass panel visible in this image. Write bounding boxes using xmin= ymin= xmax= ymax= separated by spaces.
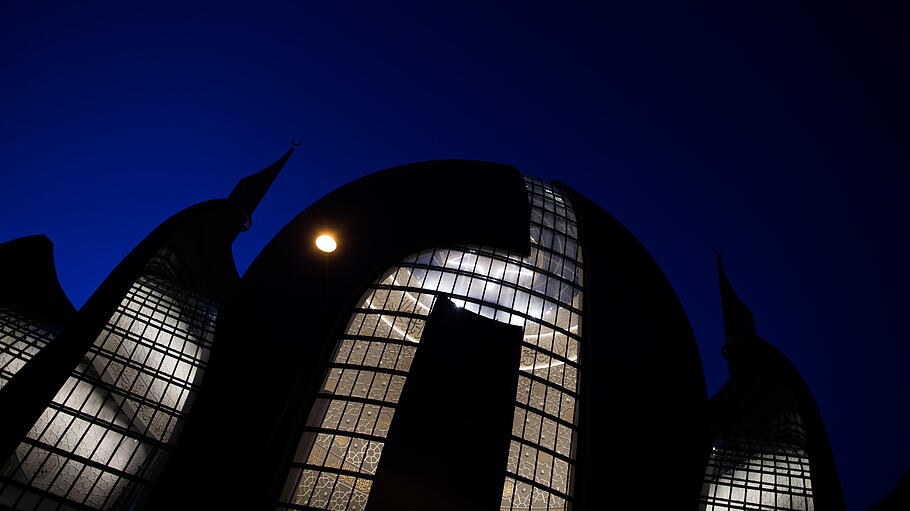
xmin=699 ymin=436 xmax=814 ymax=511
xmin=279 ymin=176 xmax=582 ymax=510
xmin=0 ymin=308 xmax=64 ymax=390
xmin=0 ymin=275 xmax=217 ymax=510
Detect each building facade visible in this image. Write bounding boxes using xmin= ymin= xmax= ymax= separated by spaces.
xmin=0 ymin=146 xmax=294 ymax=510
xmin=698 ymin=259 xmax=845 ymax=511
xmin=0 ymin=153 xmax=846 ymax=510
xmin=274 ymin=175 xmax=584 ymax=510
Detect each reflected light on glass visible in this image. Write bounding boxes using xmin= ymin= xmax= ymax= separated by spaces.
xmin=315 ymin=234 xmax=337 ymax=253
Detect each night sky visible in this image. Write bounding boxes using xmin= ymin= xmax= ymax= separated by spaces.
xmin=2 ymin=3 xmax=907 ymax=508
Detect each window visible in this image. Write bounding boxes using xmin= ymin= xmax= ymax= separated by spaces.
xmin=0 ymin=275 xmax=217 ymax=510
xmin=699 ymin=436 xmax=814 ymax=511
xmin=278 ymin=176 xmax=583 ymax=511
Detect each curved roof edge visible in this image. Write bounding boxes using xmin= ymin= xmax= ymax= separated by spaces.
xmin=710 ymin=333 xmax=847 ymax=510
xmin=550 ymin=179 xmax=709 ymax=510
xmin=0 ymin=235 xmax=75 ymax=321
xmin=244 ymin=159 xmax=531 ymax=278
xmin=867 ymin=469 xmax=910 ymax=511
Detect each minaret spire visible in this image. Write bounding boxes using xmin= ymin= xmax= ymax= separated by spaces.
xmin=716 ymin=253 xmax=756 ymax=347
xmin=228 ymin=141 xmax=299 ymax=227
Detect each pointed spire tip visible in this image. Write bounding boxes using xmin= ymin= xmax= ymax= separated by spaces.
xmin=228 ymin=146 xmax=295 ymax=223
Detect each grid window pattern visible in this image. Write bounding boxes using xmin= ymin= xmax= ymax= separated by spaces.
xmin=278 ymin=176 xmax=583 ymax=511
xmin=0 ymin=307 xmax=64 ymax=391
xmin=0 ymin=275 xmax=217 ymax=510
xmin=699 ymin=436 xmax=814 ymax=511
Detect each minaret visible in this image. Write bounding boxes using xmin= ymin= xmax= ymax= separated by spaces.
xmin=228 ymin=142 xmax=298 ymax=233
xmin=0 ymin=145 xmax=296 ymax=511
xmin=699 ymin=256 xmax=846 ymax=511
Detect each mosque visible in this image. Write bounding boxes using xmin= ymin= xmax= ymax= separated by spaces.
xmin=0 ymin=146 xmax=847 ymax=510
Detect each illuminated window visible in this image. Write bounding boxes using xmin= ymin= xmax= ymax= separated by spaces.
xmin=0 ymin=308 xmax=64 ymax=391
xmin=699 ymin=436 xmax=814 ymax=511
xmin=0 ymin=275 xmax=217 ymax=510
xmin=278 ymin=176 xmax=583 ymax=510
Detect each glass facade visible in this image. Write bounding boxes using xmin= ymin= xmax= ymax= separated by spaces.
xmin=0 ymin=308 xmax=65 ymax=391
xmin=699 ymin=436 xmax=814 ymax=511
xmin=0 ymin=274 xmax=217 ymax=510
xmin=278 ymin=176 xmax=583 ymax=510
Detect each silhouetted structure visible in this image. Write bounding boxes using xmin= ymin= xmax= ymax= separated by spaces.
xmin=866 ymin=469 xmax=909 ymax=511
xmin=0 ymin=236 xmax=75 ymax=391
xmin=0 ymin=147 xmax=294 ymax=510
xmin=0 ymin=153 xmax=849 ymax=511
xmin=698 ymin=258 xmax=845 ymax=510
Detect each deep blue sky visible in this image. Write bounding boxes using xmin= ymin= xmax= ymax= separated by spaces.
xmin=2 ymin=2 xmax=907 ymax=508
